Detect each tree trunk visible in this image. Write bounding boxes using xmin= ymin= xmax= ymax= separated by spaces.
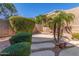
xmin=53 ymin=23 xmax=62 ymax=56
xmin=57 ymin=24 xmax=61 ymax=43
xmin=54 ymin=24 xmax=61 ymax=56
xmin=60 ymin=27 xmax=63 ymax=39
xmin=53 ymin=23 xmax=57 ymax=44
xmin=53 ymin=45 xmax=61 ymax=56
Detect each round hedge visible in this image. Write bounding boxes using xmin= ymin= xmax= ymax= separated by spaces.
xmin=9 ymin=16 xmax=35 ymax=33
xmin=0 ymin=42 xmax=31 ymax=56
xmin=9 ymin=32 xmax=32 ymax=45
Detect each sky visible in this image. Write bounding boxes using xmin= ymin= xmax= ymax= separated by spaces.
xmin=14 ymin=3 xmax=79 ymax=18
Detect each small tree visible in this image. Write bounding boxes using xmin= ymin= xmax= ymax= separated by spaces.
xmin=35 ymin=15 xmax=48 ymax=27
xmin=48 ymin=10 xmax=75 ymax=56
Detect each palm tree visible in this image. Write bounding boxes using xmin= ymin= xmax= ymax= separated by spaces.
xmin=48 ymin=10 xmax=75 ymax=56
xmin=0 ymin=3 xmax=17 ymax=19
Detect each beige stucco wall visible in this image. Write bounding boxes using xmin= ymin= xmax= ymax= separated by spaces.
xmin=0 ymin=20 xmax=14 ymax=37
xmin=66 ymin=7 xmax=79 ymax=33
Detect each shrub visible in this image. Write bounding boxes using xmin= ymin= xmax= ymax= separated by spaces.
xmin=9 ymin=32 xmax=32 ymax=45
xmin=72 ymin=33 xmax=79 ymax=39
xmin=0 ymin=42 xmax=31 ymax=56
xmin=9 ymin=16 xmax=35 ymax=33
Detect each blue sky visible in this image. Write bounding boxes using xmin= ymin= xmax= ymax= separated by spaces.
xmin=14 ymin=3 xmax=79 ymax=18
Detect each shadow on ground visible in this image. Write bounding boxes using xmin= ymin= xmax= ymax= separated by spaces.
xmin=0 ymin=36 xmax=79 ymax=56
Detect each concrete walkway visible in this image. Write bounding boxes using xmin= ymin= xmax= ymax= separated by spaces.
xmin=60 ymin=47 xmax=79 ymax=56
xmin=0 ymin=34 xmax=79 ymax=56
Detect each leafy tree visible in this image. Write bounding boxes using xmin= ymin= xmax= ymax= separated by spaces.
xmin=0 ymin=3 xmax=17 ymax=19
xmin=35 ymin=15 xmax=48 ymax=27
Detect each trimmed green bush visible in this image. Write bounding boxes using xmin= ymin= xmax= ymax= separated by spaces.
xmin=9 ymin=16 xmax=35 ymax=33
xmin=9 ymin=32 xmax=32 ymax=45
xmin=0 ymin=42 xmax=31 ymax=56
xmin=72 ymin=33 xmax=79 ymax=39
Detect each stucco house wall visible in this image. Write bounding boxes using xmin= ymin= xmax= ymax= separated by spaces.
xmin=66 ymin=7 xmax=79 ymax=33
xmin=0 ymin=20 xmax=14 ymax=37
